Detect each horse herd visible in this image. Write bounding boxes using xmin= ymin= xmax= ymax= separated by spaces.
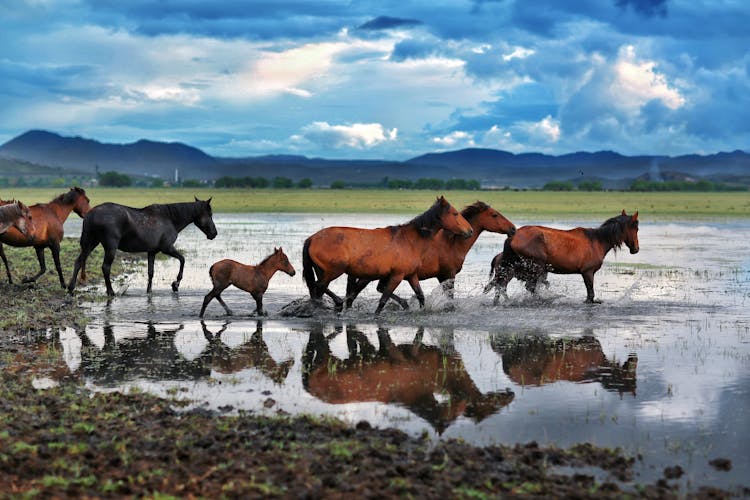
xmin=1 ymin=187 xmax=640 ymax=315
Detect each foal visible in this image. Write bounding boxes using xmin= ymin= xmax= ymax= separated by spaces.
xmin=200 ymin=247 xmax=296 ymax=317
xmin=0 ymin=201 xmax=32 ymax=236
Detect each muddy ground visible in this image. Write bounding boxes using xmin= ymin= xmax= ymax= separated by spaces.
xmin=0 ymin=241 xmax=746 ymax=498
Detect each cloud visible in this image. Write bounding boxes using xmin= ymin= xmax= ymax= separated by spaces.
xmin=297 ymin=122 xmax=398 ymax=149
xmin=612 ymin=45 xmax=685 ymax=111
xmin=358 ymin=16 xmax=421 ymax=31
xmin=432 ymin=130 xmax=476 ymax=148
xmin=615 ymin=0 xmax=668 ymax=18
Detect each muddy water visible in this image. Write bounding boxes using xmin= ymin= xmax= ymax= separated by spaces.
xmin=53 ymin=214 xmax=749 ymax=490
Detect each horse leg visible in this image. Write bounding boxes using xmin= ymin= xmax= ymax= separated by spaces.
xmin=199 ymin=284 xmax=231 ymax=317
xmin=102 ymin=245 xmax=117 ymax=297
xmin=145 ymin=252 xmax=157 ymax=294
xmin=0 ymin=244 xmax=12 ymax=283
xmin=344 ymin=276 xmax=372 ymax=309
xmin=375 ymin=278 xmax=409 ymax=309
xmin=582 ymin=270 xmax=600 ymax=303
xmin=252 ymin=293 xmax=266 ymax=316
xmin=49 ymin=240 xmax=65 ymax=288
xmin=406 ymin=275 xmax=425 ymax=309
xmin=375 ymin=275 xmax=404 ymax=314
xmin=22 ymin=246 xmax=47 ymax=283
xmin=68 ymin=236 xmax=99 ymax=293
xmin=162 ymin=246 xmax=185 ymax=292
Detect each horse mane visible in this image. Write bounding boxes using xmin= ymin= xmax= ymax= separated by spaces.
xmin=585 ymin=214 xmax=630 ymax=250
xmin=258 ymin=251 xmax=277 ymax=267
xmin=401 ymin=198 xmax=448 ymax=237
xmin=460 ymin=201 xmax=489 ymax=221
xmin=53 ymin=186 xmax=84 ymax=205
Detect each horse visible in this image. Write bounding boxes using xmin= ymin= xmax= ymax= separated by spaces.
xmin=302 ymin=325 xmax=515 ymax=434
xmin=483 ymin=251 xmax=549 ymax=305
xmin=0 ymin=187 xmax=91 ymax=287
xmin=491 ymin=331 xmax=638 ymax=396
xmin=344 ymin=201 xmax=516 ymax=309
xmin=199 ymin=247 xmax=296 ymax=317
xmin=485 ymin=211 xmax=639 ymax=303
xmin=0 ymin=201 xmax=32 ymax=236
xmin=67 ymin=197 xmax=217 ymax=296
xmin=302 ymin=196 xmax=473 ymax=314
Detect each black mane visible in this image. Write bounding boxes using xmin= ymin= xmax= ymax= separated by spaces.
xmin=585 ymin=214 xmax=631 ymax=250
xmin=404 ymin=198 xmax=449 ymax=237
xmin=54 ymin=186 xmax=85 ymax=205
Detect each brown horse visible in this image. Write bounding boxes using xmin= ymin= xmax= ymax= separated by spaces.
xmin=200 ymin=247 xmax=296 ymax=317
xmin=486 ymin=211 xmax=639 ymax=303
xmin=491 ymin=332 xmax=638 ymax=396
xmin=346 ymin=201 xmax=516 ymax=308
xmin=0 ymin=187 xmax=91 ymax=287
xmin=302 ymin=196 xmax=473 ymax=314
xmin=0 ymin=201 xmax=32 ymax=236
xmin=302 ymin=325 xmax=515 ymax=434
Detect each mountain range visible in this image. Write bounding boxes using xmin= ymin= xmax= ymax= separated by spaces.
xmin=1 ymin=130 xmax=748 ymax=188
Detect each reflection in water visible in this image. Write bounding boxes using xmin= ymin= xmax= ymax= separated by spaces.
xmin=301 ymin=324 xmax=515 ymax=434
xmin=490 ymin=329 xmax=638 ymax=396
xmin=49 ymin=320 xmax=294 ymax=387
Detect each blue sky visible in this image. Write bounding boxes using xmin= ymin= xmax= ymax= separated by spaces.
xmin=1 ymin=0 xmax=748 ymax=159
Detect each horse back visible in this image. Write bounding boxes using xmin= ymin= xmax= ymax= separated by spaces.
xmin=308 ymin=226 xmax=417 ymax=278
xmin=510 ymin=226 xmax=595 ymax=273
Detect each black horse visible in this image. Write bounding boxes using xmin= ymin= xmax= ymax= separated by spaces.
xmin=67 ymin=197 xmax=218 ymax=296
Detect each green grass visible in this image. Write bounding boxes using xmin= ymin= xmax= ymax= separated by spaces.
xmin=3 ymin=187 xmax=749 ymax=219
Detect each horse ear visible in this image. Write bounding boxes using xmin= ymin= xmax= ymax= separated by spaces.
xmin=438 ymin=195 xmax=447 ymax=205
xmin=207 ymin=197 xmax=212 ymax=204
xmin=621 ymin=209 xmax=627 ymax=216
xmin=195 ymin=196 xmax=200 ymax=202
xmin=633 ymin=211 xmax=638 ymax=220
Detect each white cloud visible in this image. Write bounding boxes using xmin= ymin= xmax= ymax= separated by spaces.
xmin=523 ymin=115 xmax=561 ymax=143
xmin=298 ymin=121 xmax=398 ymax=149
xmin=502 ymin=46 xmax=535 ymax=62
xmin=432 ymin=130 xmax=475 ymax=148
xmin=611 ymin=45 xmax=686 ymax=111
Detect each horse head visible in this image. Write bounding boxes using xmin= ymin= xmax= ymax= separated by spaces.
xmin=622 ymin=210 xmax=639 ymax=254
xmin=436 ymin=196 xmax=473 ymax=238
xmin=70 ymin=187 xmax=92 ymax=217
xmin=463 ymin=201 xmax=516 ymax=236
xmin=15 ymin=201 xmax=33 ymax=235
xmin=194 ymin=196 xmax=218 ymax=240
xmin=273 ymin=247 xmax=296 ymax=277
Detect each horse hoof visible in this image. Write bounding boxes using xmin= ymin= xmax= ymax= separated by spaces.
xmin=171 ymin=282 xmax=179 ymax=292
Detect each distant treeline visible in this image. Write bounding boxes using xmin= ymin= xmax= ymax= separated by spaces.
xmin=542 ymin=179 xmax=747 ymax=192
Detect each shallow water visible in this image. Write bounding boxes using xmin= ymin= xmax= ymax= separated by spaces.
xmin=51 ymin=213 xmax=750 ymax=490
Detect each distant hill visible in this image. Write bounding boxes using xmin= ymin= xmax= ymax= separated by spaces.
xmin=1 ymin=130 xmax=748 ymax=188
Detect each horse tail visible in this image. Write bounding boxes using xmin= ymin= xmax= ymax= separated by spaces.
xmin=302 ymin=237 xmax=317 ymax=297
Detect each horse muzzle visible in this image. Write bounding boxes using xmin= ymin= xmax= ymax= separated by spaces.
xmin=507 ymin=226 xmax=516 ymax=237
xmin=463 ymin=229 xmax=474 ymax=239
xmin=630 ymin=246 xmax=639 ymax=254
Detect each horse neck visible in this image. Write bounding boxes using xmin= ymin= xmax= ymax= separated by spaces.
xmin=47 ymin=198 xmax=77 ymax=222
xmin=163 ymin=202 xmax=201 ymax=232
xmin=587 ymin=225 xmax=621 ymax=258
xmin=255 ymin=256 xmax=281 ymax=281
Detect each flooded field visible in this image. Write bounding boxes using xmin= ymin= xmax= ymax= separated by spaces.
xmin=46 ymin=213 xmax=750 ymax=490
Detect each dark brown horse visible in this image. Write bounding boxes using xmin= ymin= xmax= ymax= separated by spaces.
xmin=302 ymin=196 xmax=473 ymax=314
xmin=200 ymin=247 xmax=296 ymax=317
xmin=0 ymin=201 xmax=32 ymax=236
xmin=491 ymin=332 xmax=638 ymax=396
xmin=345 ymin=201 xmax=516 ymax=308
xmin=302 ymin=325 xmax=514 ymax=434
xmin=67 ymin=197 xmax=217 ymax=296
xmin=485 ymin=211 xmax=639 ymax=303
xmin=483 ymin=251 xmax=549 ymax=304
xmin=0 ymin=187 xmax=91 ymax=287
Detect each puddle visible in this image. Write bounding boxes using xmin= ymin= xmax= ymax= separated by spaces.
xmin=41 ymin=213 xmax=750 ymax=490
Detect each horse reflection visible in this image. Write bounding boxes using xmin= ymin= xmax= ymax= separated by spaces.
xmin=491 ymin=330 xmax=637 ymax=396
xmin=201 ymin=321 xmax=293 ymax=384
xmin=302 ymin=325 xmax=514 ymax=434
xmin=50 ymin=321 xmax=293 ymax=387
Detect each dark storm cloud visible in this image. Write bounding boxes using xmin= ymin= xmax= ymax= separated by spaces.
xmin=358 ymin=16 xmax=421 ymax=31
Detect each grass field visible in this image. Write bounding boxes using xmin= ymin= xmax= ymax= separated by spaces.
xmin=3 ymin=187 xmax=749 ymax=219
